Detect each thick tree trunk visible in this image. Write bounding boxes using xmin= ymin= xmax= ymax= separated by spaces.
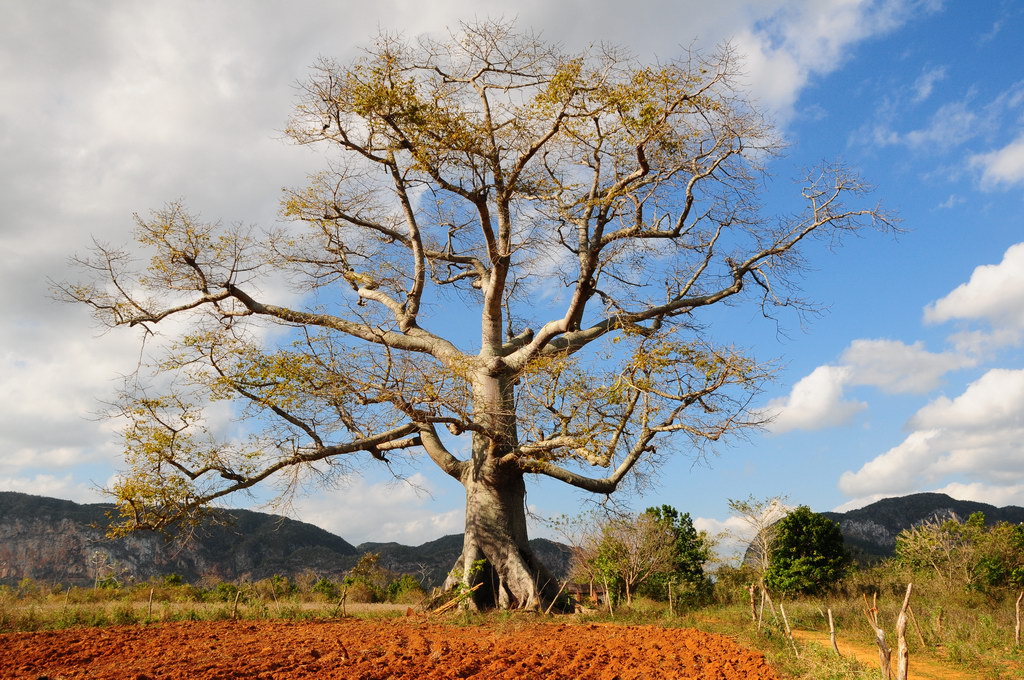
xmin=438 ymin=364 xmax=562 ymax=610
xmin=442 ymin=458 xmax=559 ymax=610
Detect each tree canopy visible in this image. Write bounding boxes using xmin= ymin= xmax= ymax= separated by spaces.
xmin=58 ymin=21 xmax=892 ymax=610
xmin=642 ymin=505 xmax=713 ymax=598
xmin=764 ymin=505 xmax=850 ymax=595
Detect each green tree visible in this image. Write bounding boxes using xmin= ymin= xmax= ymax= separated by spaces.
xmin=642 ymin=505 xmax=713 ymax=600
xmin=59 ymin=21 xmax=890 ymax=610
xmin=764 ymin=505 xmax=850 ymax=595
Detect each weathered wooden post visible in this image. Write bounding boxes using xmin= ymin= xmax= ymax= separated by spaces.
xmin=779 ymin=602 xmax=799 ymax=658
xmin=827 ymin=607 xmax=841 ymax=656
xmin=864 ymin=592 xmax=892 ymax=680
xmin=1015 ymin=590 xmax=1022 ymax=647
xmin=895 ymin=584 xmax=912 ymax=680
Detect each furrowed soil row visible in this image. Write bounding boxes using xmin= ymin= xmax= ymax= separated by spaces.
xmin=0 ymin=618 xmax=781 ymax=680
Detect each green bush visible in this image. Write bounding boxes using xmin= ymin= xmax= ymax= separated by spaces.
xmin=207 ymin=582 xmax=239 ymax=602
xmin=386 ymin=574 xmax=425 ymax=604
xmin=162 ymin=573 xmax=185 ymax=587
xmin=311 ymin=577 xmax=340 ymax=600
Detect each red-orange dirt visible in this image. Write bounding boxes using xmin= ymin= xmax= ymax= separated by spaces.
xmin=0 ymin=618 xmax=781 ymax=679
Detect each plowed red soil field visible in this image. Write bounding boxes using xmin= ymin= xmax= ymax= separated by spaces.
xmin=0 ymin=618 xmax=781 ymax=679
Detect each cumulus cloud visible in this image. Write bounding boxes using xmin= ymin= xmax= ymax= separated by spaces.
xmin=763 ymin=366 xmax=866 ymax=433
xmin=910 ymin=368 xmax=1024 ymax=432
xmin=841 ymin=338 xmax=974 ymax=394
xmin=0 ymin=474 xmax=102 ymax=504
xmin=930 ymin=482 xmax=1024 ymax=507
xmin=839 ymin=368 xmax=1024 ymax=499
xmin=765 ymin=337 xmax=970 ymax=433
xmin=924 ymin=241 xmax=1024 ymax=348
xmin=830 ymin=493 xmax=893 ymax=513
xmin=289 ymin=473 xmax=464 ymax=545
xmin=970 ymin=135 xmax=1024 ymax=189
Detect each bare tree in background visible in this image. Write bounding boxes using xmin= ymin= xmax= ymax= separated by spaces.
xmin=729 ymin=495 xmax=790 ymax=584
xmin=58 ymin=21 xmax=893 ymax=610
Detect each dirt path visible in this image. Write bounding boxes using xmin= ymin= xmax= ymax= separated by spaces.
xmin=0 ymin=618 xmax=781 ymax=679
xmin=791 ymin=628 xmax=984 ymax=680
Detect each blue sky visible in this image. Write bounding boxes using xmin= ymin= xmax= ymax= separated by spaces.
xmin=2 ymin=1 xmax=1023 ymax=550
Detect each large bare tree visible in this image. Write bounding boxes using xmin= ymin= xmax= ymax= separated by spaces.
xmin=59 ymin=22 xmax=892 ymax=610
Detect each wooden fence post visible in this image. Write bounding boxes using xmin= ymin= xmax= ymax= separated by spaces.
xmin=544 ymin=580 xmax=569 ymax=617
xmin=1015 ymin=590 xmax=1022 ymax=647
xmin=895 ymin=584 xmax=912 ymax=680
xmin=757 ymin=587 xmax=766 ymax=632
xmin=779 ymin=603 xmax=799 ymax=658
xmin=906 ymin=605 xmax=926 ymax=648
xmin=864 ymin=592 xmax=892 ymax=680
xmin=827 ymin=607 xmax=841 ymax=656
xmin=763 ymin=589 xmax=781 ymax=627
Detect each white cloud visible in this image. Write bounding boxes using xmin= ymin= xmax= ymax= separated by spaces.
xmin=841 ymin=338 xmax=972 ymax=394
xmin=833 ymin=483 xmax=1024 ymax=513
xmin=764 ymin=365 xmax=866 ymax=433
xmin=937 ymin=194 xmax=963 ymax=209
xmin=855 ymin=78 xmax=1023 ymax=155
xmin=695 ymin=497 xmax=791 ymax=561
xmin=0 ymin=474 xmax=102 ymax=504
xmin=970 ymin=136 xmax=1024 ymax=189
xmin=731 ymin=0 xmax=942 ymax=121
xmin=694 ymin=515 xmax=752 ymax=560
xmin=924 ymin=241 xmax=1024 ymax=347
xmin=839 ymin=368 xmax=1024 ymax=499
xmin=839 ymin=429 xmax=942 ymax=496
xmin=830 ymin=493 xmax=892 ymax=513
xmin=912 ymin=65 xmax=946 ymax=102
xmin=764 ymin=337 xmax=968 ymax=433
xmin=910 ymin=368 xmax=1024 ymax=431
xmin=290 ymin=473 xmax=464 ymax=545
xmin=902 ymin=101 xmax=980 ymax=149
xmin=945 ymin=328 xmax=1021 ymax=356
xmin=930 ymin=481 xmax=1024 ymax=507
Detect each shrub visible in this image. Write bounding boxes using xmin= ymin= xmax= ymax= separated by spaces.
xmin=344 ymin=580 xmax=378 ymax=603
xmin=386 ymin=574 xmax=425 ymax=604
xmin=162 ymin=573 xmax=185 ymax=587
xmin=207 ymin=582 xmax=239 ymax=602
xmin=311 ymin=577 xmax=340 ymax=601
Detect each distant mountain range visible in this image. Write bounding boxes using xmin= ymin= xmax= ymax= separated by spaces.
xmin=2 ymin=491 xmax=1022 ymax=588
xmin=0 ymin=491 xmax=569 ymax=587
xmin=822 ymin=492 xmax=1024 ymax=563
